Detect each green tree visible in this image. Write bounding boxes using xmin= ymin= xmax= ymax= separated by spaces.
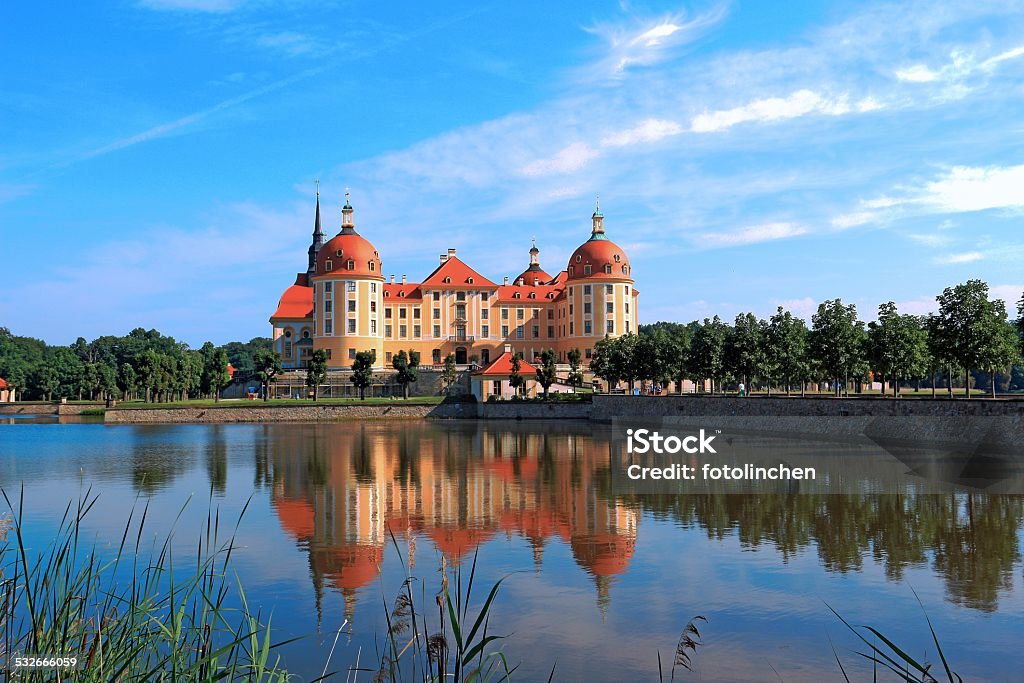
xmin=867 ymin=302 xmax=930 ymax=397
xmin=118 ymin=362 xmax=138 ymax=401
xmin=204 ymin=348 xmax=231 ymax=402
xmin=589 ymin=337 xmax=621 ymax=390
xmin=441 ymin=353 xmax=458 ymax=395
xmin=391 ymin=349 xmax=420 ymax=399
xmin=1016 ymin=292 xmax=1024 ymax=355
xmin=33 ymin=364 xmax=60 ymax=401
xmin=351 ymin=350 xmax=375 ymax=400
xmin=726 ymin=312 xmax=766 ymax=394
xmin=567 ymin=348 xmax=584 ymax=392
xmin=809 ymin=299 xmax=866 ymax=396
xmin=535 ymin=348 xmax=558 ymax=398
xmin=689 ymin=316 xmax=729 ymax=393
xmin=254 ymin=349 xmax=283 ymax=402
xmin=305 ymin=349 xmax=329 ymax=401
xmin=932 ymin=280 xmax=1017 ymax=397
xmin=765 ymin=307 xmax=809 ymax=395
xmin=509 ymin=353 xmax=525 ymax=396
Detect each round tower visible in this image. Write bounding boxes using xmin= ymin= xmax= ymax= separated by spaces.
xmin=310 ymin=193 xmax=385 ymax=368
xmin=557 ymin=199 xmax=636 ymax=362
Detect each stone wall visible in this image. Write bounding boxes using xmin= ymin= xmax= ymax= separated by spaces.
xmin=105 ymin=402 xmax=467 ymax=423
xmin=590 ymin=394 xmax=1024 ymax=422
xmin=475 ymin=402 xmax=592 ymax=420
xmin=0 ymin=402 xmax=56 ymax=415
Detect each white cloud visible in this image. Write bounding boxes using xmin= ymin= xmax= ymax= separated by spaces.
xmin=916 ymin=165 xmax=1024 ymax=213
xmin=831 ymin=211 xmax=879 ymax=229
xmin=894 ymin=64 xmax=940 ymax=83
xmin=690 ymin=90 xmax=855 ymax=133
xmin=773 ymin=297 xmax=818 ymax=318
xmin=980 ymin=45 xmax=1024 ymax=70
xmin=697 ymin=222 xmax=809 ymax=248
xmin=934 ymin=251 xmax=984 ymax=264
xmin=520 ymin=142 xmax=600 ymax=177
xmin=601 ymin=118 xmax=683 ymax=147
xmin=907 ymin=233 xmax=952 ymax=247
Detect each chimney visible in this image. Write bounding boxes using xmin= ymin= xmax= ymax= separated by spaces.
xmin=447 ymin=248 xmax=457 ymax=257
xmin=401 ymin=274 xmax=407 ymax=285
xmin=504 ymin=344 xmax=512 ymax=354
xmin=440 ymin=254 xmax=448 ymax=264
xmin=516 ymin=278 xmax=524 ymax=286
xmin=503 ymin=276 xmax=509 ymax=286
xmin=390 ymin=275 xmax=395 ymax=284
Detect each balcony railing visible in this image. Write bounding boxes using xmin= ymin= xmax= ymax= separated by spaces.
xmin=447 ymin=335 xmax=475 ymax=342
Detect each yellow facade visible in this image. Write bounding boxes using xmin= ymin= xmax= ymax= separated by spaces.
xmin=270 ymin=198 xmax=638 ymax=369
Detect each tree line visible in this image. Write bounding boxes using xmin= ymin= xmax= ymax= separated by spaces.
xmin=595 ymin=280 xmax=1024 ymax=397
xmin=0 ymin=327 xmax=272 ymax=402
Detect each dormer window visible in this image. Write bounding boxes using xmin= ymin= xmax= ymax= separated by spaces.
xmin=614 ymin=254 xmax=620 ymax=263
xmin=467 ymin=277 xmax=474 ymax=284
xmin=528 ymin=292 xmax=536 ymax=299
xmin=568 ymin=266 xmax=574 ymax=276
xmin=444 ymin=277 xmax=451 ymax=283
xmin=513 ymin=293 xmax=521 ymax=299
xmin=399 ymin=291 xmax=405 ymax=297
xmin=622 ymin=265 xmax=628 ymax=274
xmin=385 ymin=291 xmax=390 ymax=297
xmin=325 ymin=260 xmax=333 ymax=272
xmin=604 ymin=264 xmax=612 ymax=274
xmin=369 ymin=261 xmax=375 ymax=271
xmin=575 ymin=255 xmax=582 ymax=263
xmin=347 ymin=259 xmax=355 ymax=270
xmin=336 ymin=249 xmax=343 ymax=257
xmin=584 ymin=265 xmax=592 ymax=275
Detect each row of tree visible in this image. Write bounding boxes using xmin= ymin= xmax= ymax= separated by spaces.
xmin=594 ymin=280 xmax=1024 ymax=397
xmin=0 ymin=327 xmax=272 ymax=402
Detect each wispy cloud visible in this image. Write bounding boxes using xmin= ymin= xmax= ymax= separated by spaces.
xmin=520 ymin=142 xmax=600 ymax=177
xmin=601 ymin=118 xmax=683 ymax=147
xmin=584 ymin=4 xmax=729 ymax=77
xmin=698 ymin=222 xmax=809 ymax=248
xmin=690 ymin=90 xmax=865 ymax=133
xmin=934 ymin=251 xmax=984 ymax=264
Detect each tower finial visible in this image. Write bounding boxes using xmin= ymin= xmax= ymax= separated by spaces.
xmin=341 ymin=187 xmax=355 ymax=231
xmin=591 ymin=196 xmax=605 ymax=238
xmin=315 ymin=178 xmax=320 ymax=196
xmin=596 ymin=194 xmax=600 ymax=213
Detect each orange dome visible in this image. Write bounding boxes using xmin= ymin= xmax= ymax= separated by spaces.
xmin=566 ymin=237 xmax=631 ymax=281
xmin=569 ymin=533 xmax=636 ymax=576
xmin=513 ymin=267 xmax=553 ymax=285
xmin=315 ymin=230 xmax=383 ymax=279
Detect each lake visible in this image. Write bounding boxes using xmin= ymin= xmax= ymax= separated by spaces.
xmin=1 ymin=418 xmax=1022 ymax=681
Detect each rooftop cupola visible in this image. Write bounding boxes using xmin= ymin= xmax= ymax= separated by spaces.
xmin=590 ymin=196 xmax=605 ymax=240
xmin=529 ymin=239 xmax=540 ymax=267
xmin=340 ymin=189 xmax=356 ymax=234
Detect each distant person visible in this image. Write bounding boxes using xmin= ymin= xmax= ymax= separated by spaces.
xmin=738 ymin=382 xmax=746 ymax=397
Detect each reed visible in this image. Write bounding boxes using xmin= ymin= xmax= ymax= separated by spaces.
xmin=0 ymin=487 xmax=294 ymax=682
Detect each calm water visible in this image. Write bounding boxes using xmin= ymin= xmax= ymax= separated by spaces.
xmin=1 ymin=419 xmax=1022 ymax=681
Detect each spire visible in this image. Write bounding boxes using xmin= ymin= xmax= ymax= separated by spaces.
xmin=340 ymin=188 xmax=356 ymax=234
xmin=307 ymin=181 xmax=324 ymax=278
xmin=590 ymin=195 xmax=606 ymax=240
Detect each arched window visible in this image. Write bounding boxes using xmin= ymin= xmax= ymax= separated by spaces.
xmin=369 ymin=261 xmax=375 ymax=271
xmin=467 ymin=277 xmax=474 ymax=283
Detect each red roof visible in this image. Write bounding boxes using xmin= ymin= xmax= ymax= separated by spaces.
xmin=474 ymin=351 xmax=538 ymax=376
xmin=270 ymin=273 xmax=313 ymax=320
xmin=512 ymin=267 xmax=554 ymax=286
xmin=495 ymin=284 xmax=562 ymax=303
xmin=566 ymin=238 xmax=631 ymax=281
xmin=421 ymin=256 xmax=497 ymax=289
xmin=315 ymin=229 xmax=383 ymax=279
xmin=383 ymin=282 xmax=423 ymax=300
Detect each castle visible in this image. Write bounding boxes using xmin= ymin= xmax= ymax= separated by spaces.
xmin=270 ymin=192 xmax=637 ymax=370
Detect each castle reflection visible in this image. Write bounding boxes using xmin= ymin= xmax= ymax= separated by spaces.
xmin=261 ymin=421 xmax=637 ymax=619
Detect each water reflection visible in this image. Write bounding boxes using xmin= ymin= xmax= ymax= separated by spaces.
xmin=243 ymin=421 xmax=1021 ymax=614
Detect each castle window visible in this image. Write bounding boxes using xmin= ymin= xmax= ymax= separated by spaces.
xmin=467 ymin=277 xmax=474 ymax=284
xmin=369 ymin=261 xmax=375 ymax=271
xmin=625 ymin=302 xmax=630 ymax=314
xmin=433 ymin=325 xmax=441 ymax=337
xmin=325 ymin=300 xmax=332 ymax=313
xmin=585 ymin=348 xmax=593 ymax=359
xmin=370 ymin=301 xmax=376 ymax=313
xmin=336 ymin=249 xmax=343 ymax=257
xmin=584 ymin=285 xmax=591 ymax=295
xmin=516 ymin=326 xmax=524 ymax=339
xmin=399 ymin=291 xmax=405 ymax=298
xmin=570 ymin=322 xmax=574 ymax=335
xmin=348 ymin=281 xmax=356 ymax=292
xmin=399 ymin=325 xmax=407 ymax=338
xmin=501 ymin=308 xmax=508 ymax=320
xmin=607 ymin=302 xmax=614 ymax=313
xmin=399 ymin=308 xmax=407 ymax=319
xmin=457 ymin=292 xmax=465 ymax=301
xmin=532 ymin=326 xmax=539 ymax=338
xmin=348 ymin=349 xmax=356 ymax=360
xmin=284 ymin=330 xmax=292 ymax=338
xmin=385 ymin=325 xmax=393 ymax=337
xmin=568 ymin=266 xmax=574 ymax=277
xmin=325 ymin=282 xmax=332 ymax=292
xmin=528 ymin=292 xmax=536 ymax=299
xmin=547 ymin=309 xmax=553 ymax=319
xmin=547 ymin=325 xmax=554 ymax=337
xmin=433 ymin=307 xmax=440 ymax=319
xmin=604 ymin=265 xmax=612 ymax=274
xmin=481 ymin=309 xmax=488 ymax=319
xmin=284 ymin=341 xmax=292 ymax=357
xmin=517 ymin=308 xmax=524 ymax=320
xmin=584 ymin=321 xmax=592 ymax=334
xmin=622 ymin=265 xmax=628 ymax=274
xmin=348 ymin=320 xmax=356 ymax=334
xmin=607 ymin=320 xmax=614 ymax=333
xmin=606 ymin=284 xmax=613 ymax=294
xmin=584 ymin=303 xmax=591 ymax=314
xmin=385 ymin=351 xmax=392 ymax=362
xmin=413 ymin=325 xmax=421 ymax=338
xmin=444 ymin=277 xmax=451 ymax=283
xmin=584 ymin=265 xmax=592 ymax=275
xmin=575 ymin=255 xmax=581 ymax=263
xmin=303 ymin=330 xmax=310 ymax=339
xmin=371 ymin=283 xmax=377 ymax=293
xmin=325 ymin=349 xmax=331 ymax=359
xmin=413 ymin=309 xmax=421 ymax=319
xmin=501 ymin=325 xmax=509 ymax=337
xmin=625 ymin=286 xmax=630 ymax=295
xmin=348 ymin=300 xmax=356 ymax=313
xmin=325 ymin=320 xmax=333 ymax=334
xmin=433 ymin=291 xmax=440 ymax=301
xmin=513 ymin=292 xmax=520 ymax=299
xmin=385 ymin=291 xmax=390 ymax=298
xmin=325 ymin=260 xmax=333 ymax=272
xmin=614 ymin=254 xmax=620 ymax=263
xmin=482 ymin=325 xmax=489 ymax=337
xmin=370 ymin=320 xmax=377 ymax=335
xmin=385 ymin=309 xmax=392 ymax=318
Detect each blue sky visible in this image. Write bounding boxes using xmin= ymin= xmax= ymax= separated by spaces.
xmin=2 ymin=0 xmax=1023 ymax=346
